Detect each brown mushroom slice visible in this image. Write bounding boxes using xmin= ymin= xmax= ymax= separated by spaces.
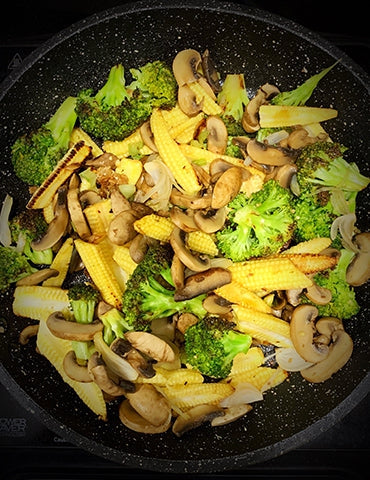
xmin=19 ymin=324 xmax=39 ymax=345
xmin=85 ymin=152 xmax=118 ymax=168
xmin=247 ymin=139 xmax=297 ymax=166
xmin=79 ymin=190 xmax=102 ymax=206
xmin=129 ymin=234 xmax=156 ymax=264
xmin=287 ymin=128 xmax=315 ymax=149
xmin=201 ymin=49 xmax=222 ymax=93
xmin=305 ymin=284 xmax=332 ymax=305
xmin=172 ymin=49 xmax=202 ymax=86
xmin=242 ymin=83 xmax=280 ymax=133
xmin=67 ymin=180 xmax=91 ymax=241
xmin=110 ymin=188 xmax=131 ymax=215
xmin=193 ymin=207 xmax=227 ymax=234
xmin=170 ymin=206 xmax=198 ymax=232
xmin=211 ymin=167 xmax=243 ymax=209
xmin=63 ymin=350 xmax=93 ymax=383
xmin=206 ymin=116 xmax=228 ymax=155
xmin=140 ymin=121 xmax=158 ymax=152
xmin=126 ymin=384 xmax=171 ymax=426
xmin=88 ymin=351 xmax=128 ymax=396
xmin=290 ymin=305 xmax=329 ymax=364
xmin=170 ymin=188 xmax=212 ymax=210
xmin=119 ymin=398 xmax=171 ymax=434
xmin=31 ymin=186 xmax=69 ymax=251
xmin=108 ymin=209 xmax=138 ymax=245
xmin=16 ymin=268 xmax=59 ymax=286
xmin=172 ymin=404 xmax=224 ymax=437
xmin=209 ymin=158 xmax=235 ymax=178
xmin=110 ymin=337 xmax=155 ymax=378
xmin=170 ymin=226 xmax=211 ymax=272
xmin=124 ymin=331 xmax=176 ymax=363
xmin=46 ymin=312 xmax=103 ymax=341
xmin=211 ymin=404 xmax=252 ymax=427
xmin=170 ymin=253 xmax=185 ymax=292
xmin=178 ymin=84 xmax=203 ymax=116
xmin=346 ymin=232 xmax=370 ymax=286
xmin=176 ymin=312 xmax=199 ymax=334
xmin=301 ymin=327 xmax=353 ymax=383
xmin=202 ymin=293 xmax=232 ymax=315
xmin=174 ymin=267 xmax=232 ymax=301
xmin=274 ymin=163 xmax=298 ymax=189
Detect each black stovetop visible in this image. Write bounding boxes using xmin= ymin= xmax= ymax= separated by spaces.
xmin=1 ymin=1 xmax=369 ymax=478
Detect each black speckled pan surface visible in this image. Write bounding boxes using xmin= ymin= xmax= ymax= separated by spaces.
xmin=0 ymin=0 xmax=369 ymax=473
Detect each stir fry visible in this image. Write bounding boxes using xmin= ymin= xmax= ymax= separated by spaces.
xmin=1 ymin=48 xmax=369 ymax=437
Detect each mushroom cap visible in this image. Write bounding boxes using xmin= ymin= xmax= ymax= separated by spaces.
xmin=172 ymin=49 xmax=202 ymax=86
xmin=170 ymin=226 xmax=211 ymax=272
xmin=63 ymin=350 xmax=93 ymax=383
xmin=174 ymin=267 xmax=232 ymax=301
xmin=247 ymin=139 xmax=297 ymax=166
xmin=119 ymin=399 xmax=171 ymax=434
xmin=46 ymin=312 xmax=103 ymax=341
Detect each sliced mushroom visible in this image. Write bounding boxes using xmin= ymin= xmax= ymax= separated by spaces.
xmin=202 ymin=293 xmax=232 ymax=315
xmin=110 ymin=337 xmax=155 ymax=378
xmin=19 ymin=324 xmax=39 ymax=345
xmin=119 ymin=398 xmax=171 ymax=434
xmin=67 ymin=175 xmax=91 ymax=240
xmin=16 ymin=268 xmax=59 ymax=286
xmin=206 ymin=116 xmax=228 ymax=155
xmin=124 ymin=331 xmax=176 ymax=363
xmin=129 ymin=234 xmax=156 ymax=264
xmin=174 ymin=267 xmax=231 ymax=301
xmin=110 ymin=188 xmax=131 ymax=215
xmin=301 ymin=322 xmax=353 ymax=383
xmin=126 ymin=384 xmax=171 ymax=427
xmin=108 ymin=209 xmax=138 ymax=245
xmin=63 ymin=350 xmax=93 ymax=383
xmin=290 ymin=305 xmax=329 ymax=363
xmin=31 ymin=186 xmax=69 ymax=251
xmin=247 ymin=139 xmax=297 ymax=166
xmin=211 ymin=404 xmax=252 ymax=427
xmin=170 ymin=253 xmax=185 ymax=292
xmin=211 ymin=167 xmax=243 ymax=209
xmin=346 ymin=232 xmax=370 ymax=286
xmin=305 ymin=283 xmax=332 ymax=305
xmin=88 ymin=351 xmax=128 ymax=396
xmin=176 ymin=312 xmax=199 ymax=334
xmin=140 ymin=121 xmax=158 ymax=152
xmin=242 ymin=83 xmax=280 ymax=133
xmin=170 ymin=207 xmax=198 ymax=232
xmin=79 ymin=190 xmax=102 ymax=207
xmin=172 ymin=49 xmax=202 ymax=86
xmin=85 ymin=152 xmax=118 ymax=168
xmin=170 ymin=226 xmax=211 ymax=272
xmin=193 ymin=207 xmax=227 ymax=233
xmin=46 ymin=312 xmax=103 ymax=341
xmin=178 ymin=84 xmax=203 ymax=116
xmin=274 ymin=163 xmax=298 ymax=189
xmin=170 ymin=188 xmax=212 ymax=210
xmin=172 ymin=404 xmax=224 ymax=437
xmin=202 ymin=49 xmax=222 ymax=93
xmin=209 ymin=158 xmax=236 ymax=178
xmin=287 ymin=128 xmax=316 ymax=149
xmin=286 ymin=288 xmax=303 ymax=307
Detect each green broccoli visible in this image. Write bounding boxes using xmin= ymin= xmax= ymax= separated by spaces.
xmin=184 ymin=315 xmax=252 ymax=379
xmin=293 ymin=141 xmax=369 ymax=242
xmin=129 ymin=60 xmax=177 ymax=109
xmin=303 ymin=248 xmax=360 ymax=320
xmin=121 ymin=244 xmax=207 ymax=331
xmin=11 ymin=96 xmax=77 ymax=186
xmin=216 ymin=179 xmax=295 ymax=262
xmin=0 ymin=245 xmax=36 ymax=291
xmin=9 ymin=210 xmax=53 ymax=265
xmin=217 ymin=74 xmax=249 ymax=136
xmin=99 ymin=307 xmax=133 ymax=345
xmin=271 ymin=61 xmax=338 ymax=106
xmin=68 ymin=282 xmax=100 ymax=324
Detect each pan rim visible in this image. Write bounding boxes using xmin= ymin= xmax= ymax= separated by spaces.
xmin=0 ymin=0 xmax=369 ymax=473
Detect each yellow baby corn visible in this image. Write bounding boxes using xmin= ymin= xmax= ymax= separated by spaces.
xmin=285 ymin=253 xmax=338 ymax=275
xmin=170 ymin=112 xmax=205 ymax=143
xmin=37 ymin=320 xmax=107 ymax=419
xmin=43 ymin=237 xmax=74 ymax=287
xmin=229 ymin=257 xmax=313 ymax=292
xmin=162 ymin=103 xmax=191 ymax=128
xmin=113 ymin=246 xmax=138 ymax=276
xmin=13 ymin=285 xmax=71 ymax=322
xmin=229 ymin=347 xmax=265 ymax=376
xmin=84 ymin=199 xmax=113 ymax=237
xmin=103 ymin=128 xmax=153 ymax=158
xmin=187 ymin=81 xmax=223 ymax=116
xmin=150 ymin=108 xmax=202 ymax=195
xmin=161 ymin=382 xmax=233 ymax=410
xmin=186 ymin=231 xmax=219 ymax=256
xmin=260 ymin=367 xmax=288 ymax=393
xmin=259 ymin=105 xmax=337 ymax=128
xmin=74 ymin=238 xmax=124 ymax=308
xmin=233 ymin=304 xmax=292 ymax=348
xmin=134 ymin=214 xmax=174 ymax=242
xmin=70 ymin=127 xmax=103 ymax=157
xmin=283 ymin=237 xmax=332 ymax=255
xmin=27 ymin=142 xmax=92 ymax=209
xmin=136 ymin=366 xmax=204 ymax=386
xmin=227 ymin=366 xmax=287 ymax=391
xmin=43 ymin=201 xmax=56 ymax=224
xmin=179 ymin=143 xmax=245 ymax=168
xmin=215 ymin=282 xmax=273 ymax=314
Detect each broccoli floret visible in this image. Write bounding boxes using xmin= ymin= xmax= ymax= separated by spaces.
xmin=0 ymin=246 xmax=36 ymax=291
xmin=271 ymin=61 xmax=338 ymax=106
xmin=9 ymin=210 xmax=53 ymax=265
xmin=303 ymin=249 xmax=360 ymax=319
xmin=256 ymin=127 xmax=293 ymax=144
xmin=216 ymin=179 xmax=295 ymax=262
xmin=11 ymin=97 xmax=77 ymax=186
xmin=121 ymin=244 xmax=207 ymax=331
xmin=184 ymin=315 xmax=252 ymax=379
xmin=68 ymin=283 xmax=100 ymax=324
xmin=129 ymin=60 xmax=177 ymax=109
xmin=99 ymin=307 xmax=133 ymax=345
xmin=218 ymin=74 xmax=249 ymax=136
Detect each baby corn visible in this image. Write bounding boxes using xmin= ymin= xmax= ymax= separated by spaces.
xmin=134 ymin=214 xmax=174 ymax=242
xmin=43 ymin=237 xmax=74 ymax=287
xmin=186 ymin=231 xmax=219 ymax=256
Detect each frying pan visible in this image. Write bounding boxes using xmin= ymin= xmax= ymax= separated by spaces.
xmin=0 ymin=0 xmax=369 ymax=473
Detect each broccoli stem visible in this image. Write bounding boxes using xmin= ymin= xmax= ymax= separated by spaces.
xmin=44 ymin=96 xmax=77 ymax=150
xmin=95 ymin=64 xmax=129 ymax=108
